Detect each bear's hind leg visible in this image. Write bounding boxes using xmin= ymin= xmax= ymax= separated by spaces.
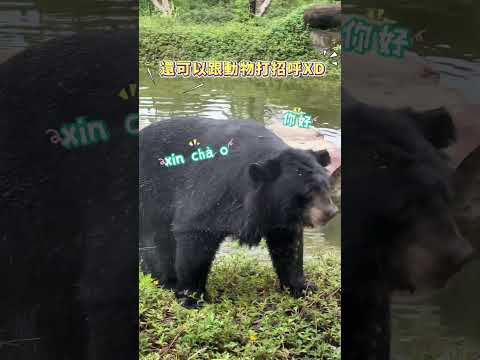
xmin=174 ymin=231 xmax=223 ymax=308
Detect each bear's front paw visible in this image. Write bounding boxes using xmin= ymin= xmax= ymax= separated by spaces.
xmin=287 ymin=281 xmax=317 ymax=297
xmin=175 ymin=290 xmax=206 ymax=309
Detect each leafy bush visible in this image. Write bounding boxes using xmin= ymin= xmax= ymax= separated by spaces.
xmin=140 ymin=1 xmax=341 ymax=70
xmin=176 ymin=5 xmax=236 ymax=23
xmin=139 ymin=250 xmax=340 ymax=359
xmin=139 ymin=0 xmax=338 ymax=21
xmin=140 ymin=0 xmax=155 ymax=16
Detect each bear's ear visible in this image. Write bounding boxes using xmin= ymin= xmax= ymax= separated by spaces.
xmin=249 ymin=159 xmax=282 ymax=183
xmin=310 ymin=150 xmax=331 ymax=167
xmin=373 ymin=143 xmax=415 ymax=169
xmin=408 ymin=107 xmax=456 ymax=149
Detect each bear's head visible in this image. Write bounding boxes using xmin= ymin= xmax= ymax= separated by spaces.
xmin=247 ymin=148 xmax=338 ymax=231
xmin=343 ymin=103 xmax=475 ymax=293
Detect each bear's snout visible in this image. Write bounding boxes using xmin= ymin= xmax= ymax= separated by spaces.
xmin=431 ymin=221 xmax=476 ymax=286
xmin=444 ymin=233 xmax=476 ymax=277
xmin=402 ymin=216 xmax=476 ymax=291
xmin=304 ymin=194 xmax=338 ymax=227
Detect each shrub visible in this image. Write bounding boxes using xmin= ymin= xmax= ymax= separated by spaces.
xmin=139 ymin=249 xmax=341 ymax=359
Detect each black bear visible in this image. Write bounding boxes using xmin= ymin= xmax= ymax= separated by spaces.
xmin=341 ymin=90 xmax=476 ymax=360
xmin=453 ymin=145 xmax=480 ymax=252
xmin=140 ymin=118 xmax=338 ymax=308
xmin=0 ymin=32 xmax=138 ymax=359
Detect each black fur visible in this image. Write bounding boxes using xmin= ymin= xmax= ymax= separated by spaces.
xmin=0 ymin=32 xmax=138 ymax=359
xmin=140 ymin=118 xmax=334 ymax=306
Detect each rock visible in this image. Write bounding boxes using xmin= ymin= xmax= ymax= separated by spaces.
xmin=310 ymin=30 xmax=340 ymax=50
xmin=266 ymin=120 xmax=341 ymax=177
xmin=342 ymin=50 xmax=465 ymax=111
xmin=342 ymin=51 xmax=480 ymax=167
xmin=304 ymin=4 xmax=341 ymax=30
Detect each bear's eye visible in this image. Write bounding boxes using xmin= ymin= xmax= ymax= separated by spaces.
xmin=296 ymin=168 xmax=312 ymax=177
xmin=295 ymin=194 xmax=311 ymax=207
xmin=392 ymin=199 xmax=416 ymax=223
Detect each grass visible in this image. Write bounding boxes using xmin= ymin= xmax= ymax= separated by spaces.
xmin=140 ymin=1 xmax=341 ymax=76
xmin=139 ymin=248 xmax=340 ymax=359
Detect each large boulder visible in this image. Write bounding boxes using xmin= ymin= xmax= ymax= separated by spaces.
xmin=304 ymin=4 xmax=341 ymax=30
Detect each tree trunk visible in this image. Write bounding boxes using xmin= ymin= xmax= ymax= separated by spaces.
xmin=249 ymin=0 xmax=256 ymax=16
xmin=150 ymin=0 xmax=173 ymax=16
xmin=150 ymin=0 xmax=162 ymax=11
xmin=161 ymin=0 xmax=173 ymax=16
xmin=258 ymin=0 xmax=272 ymax=17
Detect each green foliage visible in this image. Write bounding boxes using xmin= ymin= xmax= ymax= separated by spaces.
xmin=264 ymin=0 xmax=337 ymax=19
xmin=233 ymin=0 xmax=251 ymax=23
xmin=139 ymin=0 xmax=155 ymax=16
xmin=139 ymin=0 xmax=339 ymax=20
xmin=139 ymin=250 xmax=340 ymax=359
xmin=140 ymin=1 xmax=341 ymax=65
xmin=176 ymin=5 xmax=236 ymax=23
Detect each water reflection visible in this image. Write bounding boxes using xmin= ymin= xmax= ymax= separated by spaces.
xmin=391 ymin=260 xmax=480 ymax=360
xmin=345 ymin=0 xmax=480 ymax=61
xmin=139 ymin=75 xmax=341 ymax=130
xmin=0 ymin=0 xmax=136 ymax=57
